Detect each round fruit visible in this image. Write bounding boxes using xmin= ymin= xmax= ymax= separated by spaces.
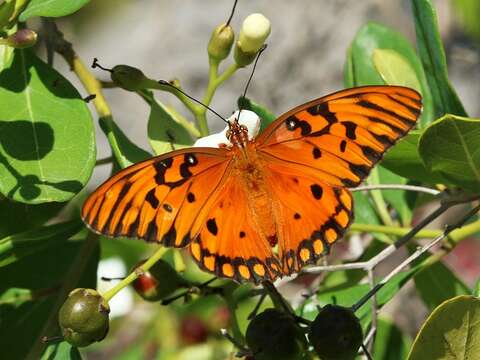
xmin=132 ymin=259 xmax=187 ymax=301
xmin=246 ymin=308 xmax=304 ymax=360
xmin=308 ymin=305 xmax=363 ymax=360
xmin=58 ymin=288 xmax=110 ymax=347
xmin=180 ymin=315 xmax=209 ymax=344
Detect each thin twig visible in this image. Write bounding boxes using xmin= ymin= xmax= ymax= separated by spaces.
xmin=351 ymin=203 xmax=480 ymax=313
xmin=247 ymin=292 xmax=267 ymax=320
xmin=352 ymin=184 xmax=440 ymax=196
xmin=367 ymin=270 xmax=377 ymax=353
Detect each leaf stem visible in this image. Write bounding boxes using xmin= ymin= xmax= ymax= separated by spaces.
xmin=101 ymin=246 xmax=169 ymax=302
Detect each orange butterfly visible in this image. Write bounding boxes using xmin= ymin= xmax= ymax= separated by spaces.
xmin=82 ymin=86 xmax=421 ymax=283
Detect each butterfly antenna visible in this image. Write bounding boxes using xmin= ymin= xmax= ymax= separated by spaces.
xmin=239 ymin=44 xmax=268 ymax=114
xmin=159 ymin=80 xmax=229 ymax=124
xmin=226 ymin=0 xmax=238 ymax=26
xmin=92 ymin=58 xmax=113 ymax=73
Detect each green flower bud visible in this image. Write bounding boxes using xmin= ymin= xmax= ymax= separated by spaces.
xmin=110 ymin=65 xmax=155 ymax=91
xmin=234 ymin=13 xmax=270 ymax=67
xmin=58 ymin=288 xmax=110 ymax=347
xmin=208 ymin=23 xmax=234 ymax=61
xmin=246 ymin=309 xmax=304 ymax=360
xmin=0 ymin=29 xmax=38 ymax=49
xmin=308 ymin=305 xmax=363 ymax=360
xmin=132 ymin=259 xmax=188 ymax=301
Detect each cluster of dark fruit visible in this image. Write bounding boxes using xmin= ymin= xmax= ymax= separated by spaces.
xmin=58 ymin=260 xmax=362 ymax=359
xmin=245 ymin=306 xmax=363 ymax=360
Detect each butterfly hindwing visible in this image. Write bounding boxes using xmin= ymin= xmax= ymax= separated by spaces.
xmin=257 ymin=86 xmax=422 ymax=187
xmin=264 ymin=161 xmax=353 ymax=274
xmin=81 ymin=148 xmax=232 ymax=247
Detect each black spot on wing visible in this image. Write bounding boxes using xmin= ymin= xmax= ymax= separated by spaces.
xmin=187 ymin=192 xmax=196 ymax=203
xmin=207 ymin=218 xmax=218 ymax=236
xmin=145 ymin=188 xmax=159 ymax=208
xmin=313 ymin=147 xmax=322 ymax=159
xmin=239 ymin=231 xmax=246 ymax=238
xmin=343 ymin=121 xmax=357 ymax=140
xmin=153 ymin=158 xmax=173 ymax=185
xmin=294 ymin=212 xmax=301 ymax=220
xmin=307 ymin=102 xmax=337 ymax=123
xmin=340 ymin=139 xmax=347 ymax=152
xmin=163 ymin=203 xmax=173 ymax=212
xmin=310 ymin=184 xmax=323 ymax=200
xmin=285 ymin=115 xmax=312 ymax=135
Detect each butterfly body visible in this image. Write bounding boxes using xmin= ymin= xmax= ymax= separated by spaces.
xmin=82 ymin=86 xmax=422 ymax=283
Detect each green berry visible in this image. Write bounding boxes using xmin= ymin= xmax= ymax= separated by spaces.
xmin=308 ymin=305 xmax=363 ymax=360
xmin=58 ymin=288 xmax=110 ymax=347
xmin=246 ymin=309 xmax=304 ymax=360
xmin=207 ymin=24 xmax=234 ymax=61
xmin=132 ymin=259 xmax=187 ymax=301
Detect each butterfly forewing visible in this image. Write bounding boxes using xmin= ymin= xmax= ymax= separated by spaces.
xmin=81 ymin=148 xmax=232 ymax=246
xmin=257 ymin=86 xmax=422 ymax=187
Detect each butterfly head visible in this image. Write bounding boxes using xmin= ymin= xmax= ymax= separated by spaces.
xmin=226 ymin=110 xmax=260 ymax=148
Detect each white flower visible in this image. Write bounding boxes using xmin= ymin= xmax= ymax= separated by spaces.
xmin=193 ymin=110 xmax=260 ymax=148
xmin=238 ymin=13 xmax=271 ymax=53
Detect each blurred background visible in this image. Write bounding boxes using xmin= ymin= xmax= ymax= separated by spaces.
xmin=36 ymin=0 xmax=480 ymax=358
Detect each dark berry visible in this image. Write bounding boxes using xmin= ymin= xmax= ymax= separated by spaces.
xmin=246 ymin=308 xmax=304 ymax=360
xmin=308 ymin=305 xmax=363 ymax=360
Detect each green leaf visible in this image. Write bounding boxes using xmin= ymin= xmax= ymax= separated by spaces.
xmin=147 ymin=98 xmax=193 ymax=155
xmin=0 ymin=196 xmax=64 ymax=238
xmin=418 ymin=114 xmax=480 ymax=192
xmin=19 ymin=0 xmax=90 ymax=21
xmin=374 ymin=317 xmax=412 ymax=360
xmin=372 ymin=48 xmax=422 ymax=91
xmin=0 ymin=49 xmax=95 ymax=203
xmin=411 ymin=0 xmax=467 ymax=118
xmin=453 ymin=0 xmax=480 ymax=42
xmin=41 ymin=341 xmax=82 ymax=360
xmin=238 ymin=96 xmax=276 ymax=132
xmin=0 ymin=236 xmax=99 ymax=359
xmin=345 ymin=22 xmax=433 ymax=126
xmin=353 ymin=191 xmax=380 ymax=225
xmin=99 ymin=115 xmax=151 ymax=169
xmin=474 ymin=279 xmax=480 ymax=297
xmin=382 ymin=132 xmax=447 ymax=184
xmin=414 ymin=256 xmax=470 ymax=311
xmin=408 ymin=295 xmax=480 ymax=360
xmin=0 ymin=219 xmax=82 ymax=267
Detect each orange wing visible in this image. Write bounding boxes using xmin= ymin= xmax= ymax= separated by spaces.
xmin=257 ymin=86 xmax=422 ymax=272
xmin=257 ymin=86 xmax=422 ymax=187
xmin=81 ymin=148 xmax=232 ymax=247
xmin=263 ymin=159 xmax=353 ymax=275
xmin=189 ymin=175 xmax=282 ymax=283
